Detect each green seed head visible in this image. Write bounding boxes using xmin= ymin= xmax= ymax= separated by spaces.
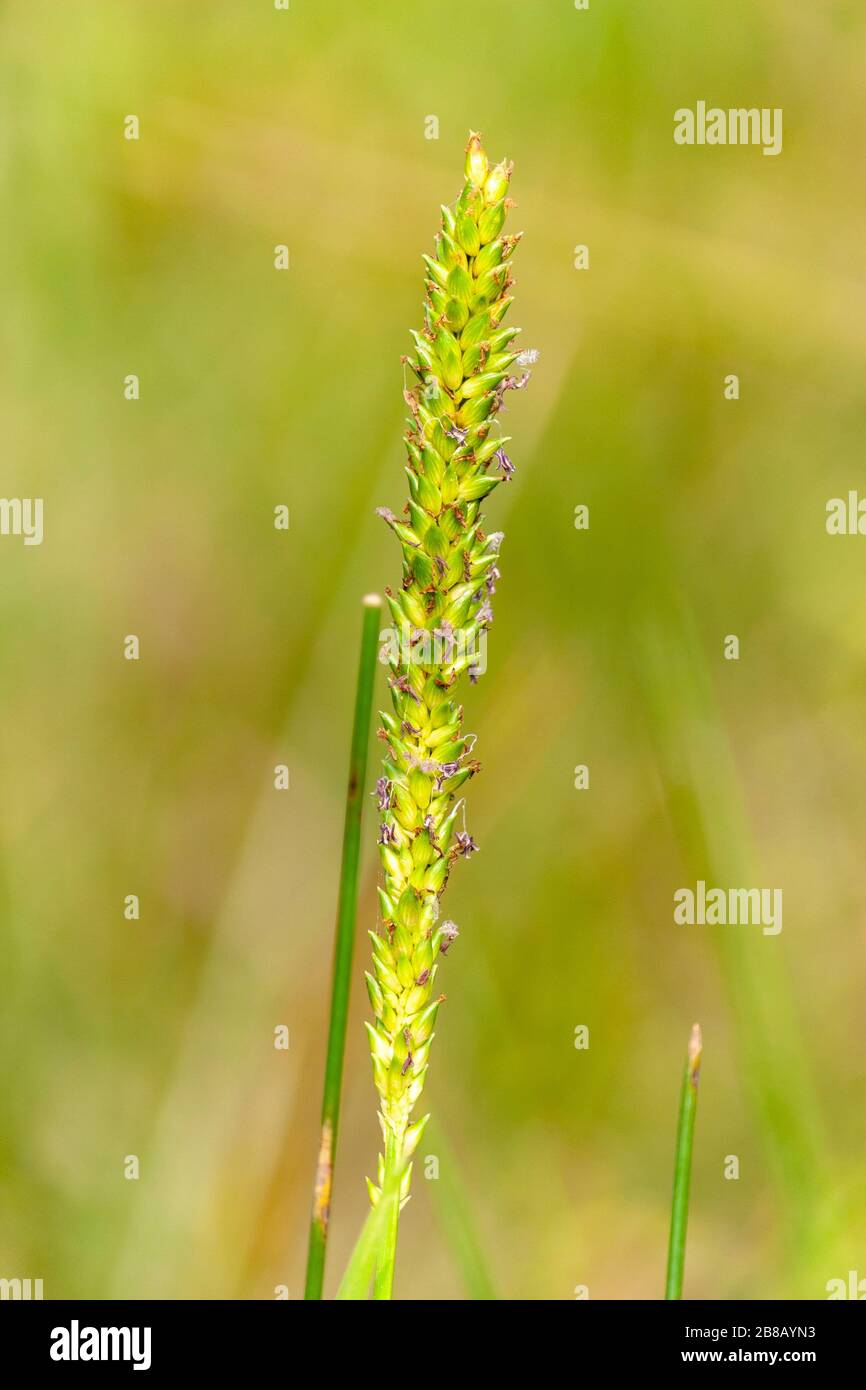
xmin=367 ymin=134 xmax=535 ymax=1199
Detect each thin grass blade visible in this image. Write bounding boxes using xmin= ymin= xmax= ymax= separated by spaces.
xmin=665 ymin=1023 xmax=702 ymax=1300
xmin=427 ymin=1122 xmax=498 ymax=1300
xmin=304 ymin=593 xmax=383 ymax=1300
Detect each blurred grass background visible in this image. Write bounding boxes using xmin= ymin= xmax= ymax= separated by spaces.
xmin=1 ymin=0 xmax=865 ymax=1299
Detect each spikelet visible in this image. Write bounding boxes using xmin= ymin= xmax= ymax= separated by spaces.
xmin=366 ymin=133 xmax=535 ymax=1204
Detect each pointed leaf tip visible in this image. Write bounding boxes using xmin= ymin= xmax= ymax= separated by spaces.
xmin=687 ymin=1023 xmax=703 ymax=1083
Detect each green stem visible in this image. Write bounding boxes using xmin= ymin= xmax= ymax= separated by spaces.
xmin=665 ymin=1023 xmax=702 ymax=1300
xmin=373 ymin=1126 xmax=404 ymax=1299
xmin=304 ymin=594 xmax=382 ymax=1301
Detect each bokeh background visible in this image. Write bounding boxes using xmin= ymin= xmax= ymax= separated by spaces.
xmin=1 ymin=0 xmax=865 ymax=1300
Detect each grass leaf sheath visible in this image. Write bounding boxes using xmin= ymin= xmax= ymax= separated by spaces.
xmin=665 ymin=1023 xmax=703 ymax=1300
xmin=364 ymin=134 xmax=534 ymax=1297
xmin=335 ymin=1149 xmax=408 ymax=1301
xmin=304 ymin=594 xmax=383 ymax=1301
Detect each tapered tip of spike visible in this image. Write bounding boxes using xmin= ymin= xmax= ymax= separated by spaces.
xmin=465 ymin=132 xmax=488 ymax=188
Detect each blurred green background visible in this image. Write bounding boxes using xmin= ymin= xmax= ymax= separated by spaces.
xmin=1 ymin=0 xmax=864 ymax=1300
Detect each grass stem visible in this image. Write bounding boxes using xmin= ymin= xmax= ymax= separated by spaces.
xmin=304 ymin=593 xmax=382 ymax=1300
xmin=336 ymin=1148 xmax=407 ymax=1300
xmin=665 ymin=1022 xmax=702 ymax=1300
xmin=373 ymin=1126 xmax=403 ymax=1299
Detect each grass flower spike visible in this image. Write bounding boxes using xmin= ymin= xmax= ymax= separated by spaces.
xmin=366 ymin=134 xmax=534 ymax=1295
